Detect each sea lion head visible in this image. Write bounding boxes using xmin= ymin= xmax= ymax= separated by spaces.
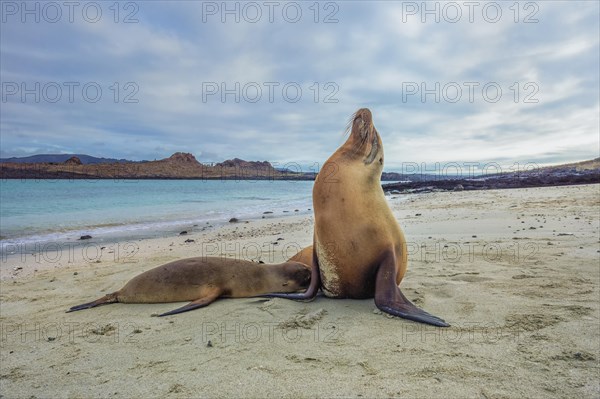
xmin=280 ymin=261 xmax=312 ymax=291
xmin=343 ymin=108 xmax=383 ymax=167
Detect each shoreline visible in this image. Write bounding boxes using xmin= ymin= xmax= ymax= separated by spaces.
xmin=3 ymin=180 xmax=598 ymax=250
xmin=0 ymin=207 xmax=314 ymax=257
xmin=0 ymin=212 xmax=315 ymax=281
xmin=0 ymin=184 xmax=598 ymax=398
xmin=1 ymin=182 xmax=598 ymax=280
xmin=0 ymin=179 xmax=315 ymax=251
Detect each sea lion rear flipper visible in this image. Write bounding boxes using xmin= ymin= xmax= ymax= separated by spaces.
xmin=374 ymin=251 xmax=450 ymax=327
xmin=260 ymin=242 xmax=321 ymax=301
xmin=66 ymin=293 xmax=119 ymax=313
xmin=158 ymin=289 xmax=221 ymax=317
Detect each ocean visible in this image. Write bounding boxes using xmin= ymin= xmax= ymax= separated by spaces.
xmin=0 ymin=179 xmax=314 ymax=252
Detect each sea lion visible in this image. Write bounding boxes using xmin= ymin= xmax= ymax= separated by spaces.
xmin=287 ymin=245 xmax=314 ymax=266
xmin=67 ymin=257 xmax=311 ymax=317
xmin=267 ymin=109 xmax=449 ymax=327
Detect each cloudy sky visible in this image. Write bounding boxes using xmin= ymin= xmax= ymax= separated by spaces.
xmin=1 ymin=1 xmax=598 ymax=171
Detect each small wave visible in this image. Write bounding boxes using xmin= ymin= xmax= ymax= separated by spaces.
xmin=1 ymin=180 xmax=315 ymax=252
xmin=234 ymin=196 xmax=273 ymax=200
xmin=0 ymin=200 xmax=313 ymax=253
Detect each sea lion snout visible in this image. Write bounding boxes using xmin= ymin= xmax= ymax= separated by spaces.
xmin=348 ymin=108 xmax=381 ymax=165
xmin=352 ymin=108 xmax=374 ymax=140
xmin=283 ymin=262 xmax=311 ymax=288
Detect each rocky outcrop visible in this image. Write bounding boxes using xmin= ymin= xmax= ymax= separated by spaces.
xmin=216 ymin=158 xmax=273 ymax=169
xmin=64 ymin=156 xmax=83 ymax=165
xmin=164 ymin=152 xmax=200 ymax=164
xmin=383 ymin=167 xmax=600 ymax=194
xmin=214 ymin=158 xmax=277 ymax=179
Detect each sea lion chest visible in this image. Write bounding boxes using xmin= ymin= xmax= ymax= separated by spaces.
xmin=314 ymin=175 xmax=396 ymax=299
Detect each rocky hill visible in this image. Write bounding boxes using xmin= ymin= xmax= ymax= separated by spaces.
xmin=0 ymin=154 xmax=136 ymax=164
xmin=540 ymin=157 xmax=600 ymax=172
xmin=0 ymin=152 xmax=290 ymax=180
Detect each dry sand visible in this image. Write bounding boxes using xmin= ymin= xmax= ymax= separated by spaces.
xmin=1 ymin=184 xmax=599 ymax=398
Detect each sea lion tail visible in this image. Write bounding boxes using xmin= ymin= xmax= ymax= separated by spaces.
xmin=66 ymin=292 xmax=119 ymax=313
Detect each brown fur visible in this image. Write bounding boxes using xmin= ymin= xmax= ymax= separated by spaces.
xmin=314 ymin=108 xmax=407 ymax=298
xmin=264 ymin=108 xmax=448 ymax=326
xmin=68 ymin=257 xmax=310 ymax=316
xmin=288 ymin=245 xmax=314 ymax=267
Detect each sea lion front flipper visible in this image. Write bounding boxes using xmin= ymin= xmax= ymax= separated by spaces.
xmin=157 ymin=289 xmax=221 ymax=317
xmin=260 ymin=241 xmax=321 ymax=301
xmin=374 ymin=250 xmax=450 ymax=327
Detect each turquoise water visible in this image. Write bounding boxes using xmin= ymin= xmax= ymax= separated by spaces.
xmin=0 ymin=179 xmax=314 ymax=247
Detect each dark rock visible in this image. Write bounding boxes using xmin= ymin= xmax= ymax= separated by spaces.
xmin=79 ymin=235 xmax=92 ymax=240
xmin=382 ymin=162 xmax=600 ymax=194
xmin=263 ymin=211 xmax=273 ymax=214
xmin=179 ymin=231 xmax=188 ymax=235
xmin=184 ymin=239 xmax=195 ymax=243
xmin=229 ymin=218 xmax=239 ymax=223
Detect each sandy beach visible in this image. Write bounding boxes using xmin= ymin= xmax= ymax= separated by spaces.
xmin=1 ymin=184 xmax=598 ymax=398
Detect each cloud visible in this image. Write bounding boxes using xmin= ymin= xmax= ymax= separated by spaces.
xmin=1 ymin=1 xmax=598 ymax=169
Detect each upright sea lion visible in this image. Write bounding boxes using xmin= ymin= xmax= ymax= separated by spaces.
xmin=267 ymin=109 xmax=449 ymax=327
xmin=67 ymin=257 xmax=310 ymax=317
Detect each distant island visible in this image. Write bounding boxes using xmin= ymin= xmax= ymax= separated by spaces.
xmin=1 ymin=153 xmax=598 ymax=190
xmin=0 ymin=152 xmax=308 ymax=180
xmin=0 ymin=154 xmax=140 ymax=165
xmin=0 ymin=152 xmax=430 ymax=181
xmin=383 ymin=158 xmax=599 ymax=193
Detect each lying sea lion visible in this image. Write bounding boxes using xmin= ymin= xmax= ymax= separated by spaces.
xmin=67 ymin=257 xmax=310 ymax=317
